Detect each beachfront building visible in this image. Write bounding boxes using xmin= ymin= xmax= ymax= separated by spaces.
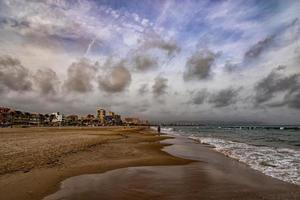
xmin=0 ymin=108 xmax=45 ymax=127
xmin=51 ymin=112 xmax=64 ymax=126
xmin=43 ymin=114 xmax=54 ymax=126
xmin=1 ymin=106 xmax=143 ymax=127
xmin=96 ymin=109 xmax=123 ymax=125
xmin=108 ymin=111 xmax=115 ymax=117
xmin=124 ymin=117 xmax=141 ymax=125
xmin=0 ymin=107 xmax=11 ymax=127
xmin=65 ymin=115 xmax=79 ymax=126
xmin=123 ymin=118 xmax=149 ymax=126
xmin=104 ymin=115 xmax=114 ymax=125
xmin=97 ymin=108 xmax=106 ymax=125
xmin=114 ymin=114 xmax=122 ymax=125
xmin=107 ymin=111 xmax=121 ymax=125
xmin=28 ymin=113 xmax=42 ymax=126
xmin=80 ymin=114 xmax=103 ymax=126
xmin=10 ymin=110 xmax=28 ymax=126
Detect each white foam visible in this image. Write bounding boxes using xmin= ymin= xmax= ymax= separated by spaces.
xmin=150 ymin=126 xmax=182 ymax=136
xmin=189 ymin=136 xmax=300 ymax=185
xmin=160 ymin=127 xmax=182 ymax=136
xmin=150 ymin=126 xmax=158 ymax=131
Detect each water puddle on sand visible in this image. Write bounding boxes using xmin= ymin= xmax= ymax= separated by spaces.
xmin=43 ymin=164 xmax=207 ymax=200
xmin=43 ymin=138 xmax=206 ymax=200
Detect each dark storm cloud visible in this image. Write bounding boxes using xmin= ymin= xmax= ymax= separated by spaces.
xmin=63 ymin=59 xmax=97 ymax=93
xmin=244 ymin=35 xmax=275 ymax=60
xmin=183 ymin=49 xmax=217 ymax=81
xmin=191 ymin=89 xmax=209 ymax=105
xmin=254 ymin=66 xmax=300 ymax=104
xmin=294 ymin=47 xmax=300 ymax=64
xmin=0 ymin=5 xmax=91 ymax=53
xmin=0 ymin=5 xmax=83 ymax=42
xmin=98 ymin=62 xmax=131 ymax=93
xmin=0 ymin=17 xmax=31 ymax=29
xmin=284 ymin=91 xmax=300 ymax=109
xmin=269 ymin=91 xmax=300 ymax=110
xmin=152 ymin=76 xmax=168 ymax=97
xmin=224 ymin=61 xmax=240 ymax=73
xmin=34 ymin=68 xmax=59 ymax=95
xmin=138 ymin=83 xmax=148 ymax=95
xmin=244 ymin=18 xmax=300 ymax=61
xmin=0 ymin=55 xmax=32 ymax=92
xmin=0 ymin=55 xmax=21 ymax=66
xmin=208 ymin=87 xmax=241 ymax=107
xmin=133 ymin=54 xmax=157 ymax=72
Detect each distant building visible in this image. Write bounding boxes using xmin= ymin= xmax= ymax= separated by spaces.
xmin=81 ymin=114 xmax=98 ymax=126
xmin=0 ymin=107 xmax=10 ymax=114
xmin=10 ymin=110 xmax=26 ymax=125
xmin=104 ymin=115 xmax=114 ymax=125
xmin=66 ymin=115 xmax=78 ymax=121
xmin=107 ymin=112 xmax=123 ymax=125
xmin=0 ymin=107 xmax=11 ymax=126
xmin=51 ymin=112 xmax=64 ymax=125
xmin=97 ymin=108 xmax=106 ymax=124
xmin=28 ymin=113 xmax=41 ymax=125
xmin=0 ymin=109 xmax=43 ymax=127
xmin=114 ymin=114 xmax=122 ymax=125
xmin=124 ymin=117 xmax=140 ymax=125
xmin=43 ymin=114 xmax=54 ymax=125
xmin=1 ymin=106 xmax=146 ymax=127
xmin=86 ymin=114 xmax=95 ymax=119
xmin=108 ymin=111 xmax=115 ymax=117
xmin=65 ymin=115 xmax=79 ymax=126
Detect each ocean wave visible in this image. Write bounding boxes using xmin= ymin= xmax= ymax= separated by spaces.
xmin=161 ymin=127 xmax=182 ymax=136
xmin=151 ymin=127 xmax=183 ymax=136
xmin=189 ymin=136 xmax=300 ymax=185
xmin=150 ymin=126 xmax=158 ymax=131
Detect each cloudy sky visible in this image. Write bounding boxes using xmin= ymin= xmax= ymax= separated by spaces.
xmin=0 ymin=0 xmax=300 ymax=124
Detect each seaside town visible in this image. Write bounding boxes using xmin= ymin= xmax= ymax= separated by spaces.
xmin=0 ymin=107 xmax=149 ymax=127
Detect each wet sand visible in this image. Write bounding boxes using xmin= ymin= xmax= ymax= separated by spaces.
xmin=0 ymin=127 xmax=190 ymax=200
xmin=44 ymin=136 xmax=300 ymax=200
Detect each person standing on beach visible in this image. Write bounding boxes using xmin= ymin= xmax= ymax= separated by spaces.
xmin=157 ymin=125 xmax=161 ymax=135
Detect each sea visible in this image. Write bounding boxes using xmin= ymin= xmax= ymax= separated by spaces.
xmin=159 ymin=126 xmax=300 ymax=185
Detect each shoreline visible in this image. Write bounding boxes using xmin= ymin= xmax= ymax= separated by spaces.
xmin=44 ymin=134 xmax=300 ymax=200
xmin=1 ymin=127 xmax=299 ymax=200
xmin=172 ymin=131 xmax=300 ymax=186
xmin=162 ymin=136 xmax=300 ymax=186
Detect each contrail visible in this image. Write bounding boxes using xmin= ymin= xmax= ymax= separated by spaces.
xmin=84 ymin=39 xmax=96 ymax=57
xmin=161 ymin=54 xmax=175 ymax=68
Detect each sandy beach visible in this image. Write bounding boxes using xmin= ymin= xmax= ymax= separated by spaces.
xmin=0 ymin=127 xmax=190 ymax=200
xmin=0 ymin=127 xmax=299 ymax=200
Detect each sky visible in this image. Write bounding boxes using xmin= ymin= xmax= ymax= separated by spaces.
xmin=0 ymin=0 xmax=299 ymax=124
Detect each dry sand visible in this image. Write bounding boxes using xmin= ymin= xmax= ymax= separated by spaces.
xmin=0 ymin=127 xmax=190 ymax=200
